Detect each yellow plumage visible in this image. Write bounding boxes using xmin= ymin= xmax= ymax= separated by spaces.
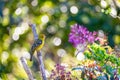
xmin=30 ymin=34 xmax=45 ymax=61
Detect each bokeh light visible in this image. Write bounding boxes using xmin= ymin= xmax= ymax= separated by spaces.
xmin=57 ymin=49 xmax=66 ymax=57
xmin=15 ymin=8 xmax=22 ymax=15
xmin=41 ymin=15 xmax=49 ymax=23
xmin=59 ymin=20 xmax=66 ymax=28
xmin=60 ymin=5 xmax=68 ymax=13
xmin=47 ymin=25 xmax=57 ymax=34
xmin=31 ymin=0 xmax=38 ymax=7
xmin=12 ymin=22 xmax=29 ymax=41
xmin=14 ymin=27 xmax=22 ymax=35
xmin=70 ymin=6 xmax=78 ymax=14
xmin=12 ymin=33 xmax=19 ymax=41
xmin=53 ymin=37 xmax=61 ymax=46
xmin=100 ymin=0 xmax=107 ymax=8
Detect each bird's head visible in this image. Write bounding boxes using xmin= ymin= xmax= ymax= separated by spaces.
xmin=40 ymin=34 xmax=46 ymax=40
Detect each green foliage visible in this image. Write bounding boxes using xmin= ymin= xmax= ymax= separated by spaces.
xmin=85 ymin=44 xmax=108 ymax=64
xmin=84 ymin=43 xmax=120 ymax=75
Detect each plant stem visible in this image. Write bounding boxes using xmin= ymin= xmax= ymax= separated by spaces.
xmin=29 ymin=24 xmax=38 ymax=40
xmin=20 ymin=57 xmax=34 ymax=80
xmin=29 ymin=23 xmax=47 ymax=80
xmin=37 ymin=51 xmax=47 ymax=80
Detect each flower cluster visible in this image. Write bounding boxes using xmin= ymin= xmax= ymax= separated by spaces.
xmin=50 ymin=64 xmax=72 ymax=80
xmin=68 ymin=24 xmax=98 ymax=47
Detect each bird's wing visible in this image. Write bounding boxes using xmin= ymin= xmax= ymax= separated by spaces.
xmin=30 ymin=39 xmax=42 ymax=53
xmin=36 ymin=39 xmax=42 ymax=45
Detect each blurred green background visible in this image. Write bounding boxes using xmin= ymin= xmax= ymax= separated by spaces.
xmin=0 ymin=0 xmax=120 ymax=79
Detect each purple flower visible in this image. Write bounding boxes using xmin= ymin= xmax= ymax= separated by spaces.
xmin=68 ymin=24 xmax=98 ymax=47
xmin=50 ymin=64 xmax=72 ymax=79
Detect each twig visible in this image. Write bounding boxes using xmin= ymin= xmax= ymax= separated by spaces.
xmin=20 ymin=57 xmax=34 ymax=80
xmin=37 ymin=51 xmax=47 ymax=80
xmin=29 ymin=24 xmax=38 ymax=40
xmin=29 ymin=23 xmax=47 ymax=80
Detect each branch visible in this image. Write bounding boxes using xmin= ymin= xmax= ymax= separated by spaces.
xmin=20 ymin=57 xmax=34 ymax=80
xmin=37 ymin=51 xmax=47 ymax=80
xmin=29 ymin=23 xmax=47 ymax=80
xmin=29 ymin=24 xmax=38 ymax=40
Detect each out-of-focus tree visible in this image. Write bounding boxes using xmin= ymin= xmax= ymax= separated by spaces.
xmin=0 ymin=0 xmax=120 ymax=79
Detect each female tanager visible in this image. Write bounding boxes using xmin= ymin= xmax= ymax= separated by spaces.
xmin=30 ymin=34 xmax=45 ymax=61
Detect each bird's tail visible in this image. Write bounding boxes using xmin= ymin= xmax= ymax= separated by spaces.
xmin=29 ymin=44 xmax=35 ymax=61
xmin=30 ymin=51 xmax=33 ymax=61
xmin=30 ymin=55 xmax=32 ymax=61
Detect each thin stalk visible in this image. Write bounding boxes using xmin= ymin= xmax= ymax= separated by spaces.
xmin=20 ymin=57 xmax=34 ymax=80
xmin=37 ymin=51 xmax=47 ymax=80
xmin=29 ymin=24 xmax=38 ymax=40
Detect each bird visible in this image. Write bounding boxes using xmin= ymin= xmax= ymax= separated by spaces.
xmin=30 ymin=34 xmax=45 ymax=61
